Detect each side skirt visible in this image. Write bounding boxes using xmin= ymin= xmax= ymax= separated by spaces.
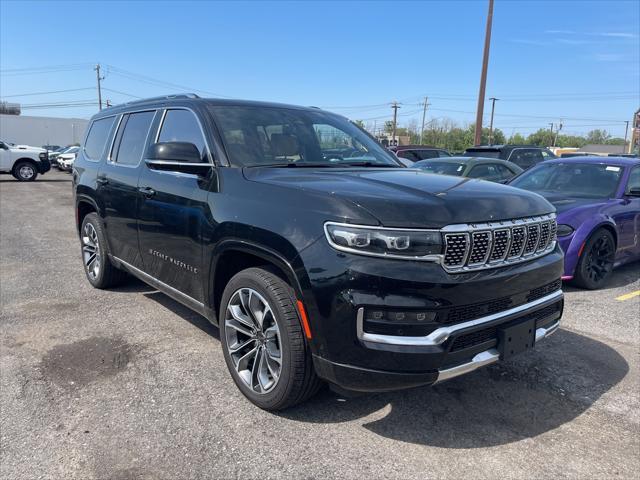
xmin=110 ymin=255 xmax=217 ymax=324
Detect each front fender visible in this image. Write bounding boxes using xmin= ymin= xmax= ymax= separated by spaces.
xmin=559 ymin=215 xmax=617 ymax=278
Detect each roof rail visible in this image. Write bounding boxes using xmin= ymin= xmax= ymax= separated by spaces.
xmin=115 ymin=93 xmax=200 ymax=108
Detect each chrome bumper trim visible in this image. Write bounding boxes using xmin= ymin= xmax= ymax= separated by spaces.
xmin=357 ymin=289 xmax=563 ymax=347
xmin=433 ymin=320 xmax=561 ymax=384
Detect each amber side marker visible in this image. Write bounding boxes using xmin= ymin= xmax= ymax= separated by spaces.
xmin=296 ymin=300 xmax=313 ymax=339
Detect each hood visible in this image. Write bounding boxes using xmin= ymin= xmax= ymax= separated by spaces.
xmin=244 ymin=167 xmax=554 ymax=228
xmin=533 ymin=192 xmax=612 ymax=226
xmin=58 ymin=153 xmax=77 ymax=160
xmin=12 ymin=145 xmax=46 ymax=153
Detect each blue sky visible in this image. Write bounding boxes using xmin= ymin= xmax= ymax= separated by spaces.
xmin=1 ymin=0 xmax=638 ymax=138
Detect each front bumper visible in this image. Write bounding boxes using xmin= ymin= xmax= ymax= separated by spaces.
xmin=312 ymin=290 xmax=563 ymax=391
xmin=37 ymin=159 xmax=51 ymax=174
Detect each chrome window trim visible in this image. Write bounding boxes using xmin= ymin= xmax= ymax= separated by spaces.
xmin=107 ymin=109 xmax=159 ymax=168
xmin=357 ymin=289 xmax=563 ymax=347
xmin=152 ymin=107 xmax=214 ymax=166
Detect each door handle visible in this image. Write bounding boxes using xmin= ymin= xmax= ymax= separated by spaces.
xmin=96 ymin=177 xmax=108 ymax=185
xmin=138 ymin=186 xmax=156 ymax=198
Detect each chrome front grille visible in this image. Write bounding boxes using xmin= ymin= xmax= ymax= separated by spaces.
xmin=442 ymin=214 xmax=557 ymax=272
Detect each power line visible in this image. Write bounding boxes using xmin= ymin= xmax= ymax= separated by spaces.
xmin=0 ymin=87 xmax=96 ymax=98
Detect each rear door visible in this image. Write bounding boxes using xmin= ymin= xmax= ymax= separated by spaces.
xmin=97 ymin=110 xmax=157 ymax=269
xmin=137 ymin=108 xmax=213 ymax=303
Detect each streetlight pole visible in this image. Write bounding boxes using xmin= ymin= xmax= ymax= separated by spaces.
xmin=488 ymin=97 xmax=498 ymax=145
xmin=474 ymin=0 xmax=495 ymax=146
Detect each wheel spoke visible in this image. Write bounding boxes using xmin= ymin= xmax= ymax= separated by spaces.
xmin=85 ymin=252 xmax=97 ymax=267
xmin=236 ymin=346 xmax=258 ymax=374
xmin=250 ymin=346 xmax=265 ymax=392
xmin=229 ymin=337 xmax=256 ymax=354
xmin=228 ymin=304 xmax=254 ymax=330
xmin=226 ymin=318 xmax=254 ymax=338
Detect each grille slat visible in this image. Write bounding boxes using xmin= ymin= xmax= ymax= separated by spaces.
xmin=443 ymin=215 xmax=556 ymax=272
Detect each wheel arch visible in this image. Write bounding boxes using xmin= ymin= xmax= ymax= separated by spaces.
xmin=75 ymin=195 xmax=100 ymax=234
xmin=208 ymin=240 xmax=305 ymax=324
xmin=12 ymin=157 xmax=38 ymax=172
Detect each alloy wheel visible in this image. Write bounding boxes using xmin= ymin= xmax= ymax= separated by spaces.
xmin=82 ymin=223 xmax=101 ymax=280
xmin=585 ymin=234 xmax=615 ymax=284
xmin=19 ymin=165 xmax=35 ymax=180
xmin=224 ymin=287 xmax=282 ymax=394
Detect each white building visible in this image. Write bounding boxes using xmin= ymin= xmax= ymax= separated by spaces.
xmin=0 ymin=114 xmax=89 ymax=147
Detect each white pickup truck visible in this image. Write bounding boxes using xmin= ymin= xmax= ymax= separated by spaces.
xmin=0 ymin=141 xmax=51 ymax=181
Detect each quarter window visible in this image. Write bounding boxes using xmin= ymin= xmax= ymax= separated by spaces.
xmin=113 ymin=111 xmax=155 ymax=166
xmin=84 ymin=116 xmax=116 ymax=160
xmin=158 ymin=109 xmax=206 ymax=160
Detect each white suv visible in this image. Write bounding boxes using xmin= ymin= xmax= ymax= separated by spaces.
xmin=0 ymin=141 xmax=51 ymax=181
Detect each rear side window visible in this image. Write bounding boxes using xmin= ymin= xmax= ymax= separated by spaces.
xmin=84 ymin=116 xmax=116 ymax=160
xmin=112 ymin=111 xmax=155 ymax=166
xmin=158 ymin=109 xmax=207 ymax=160
xmin=509 ymin=149 xmax=543 ymax=169
xmin=397 ymin=150 xmax=419 ymax=161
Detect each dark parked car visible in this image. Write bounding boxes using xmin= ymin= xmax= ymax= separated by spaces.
xmin=510 ymin=156 xmax=640 ymax=289
xmin=392 ymin=145 xmax=451 ymax=166
xmin=413 ymin=157 xmax=523 ymax=182
xmin=463 ymin=145 xmax=557 ymax=170
xmin=73 ymin=95 xmax=564 ymax=409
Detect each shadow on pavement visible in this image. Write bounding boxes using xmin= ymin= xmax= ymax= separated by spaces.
xmin=563 ymin=261 xmax=640 ymax=292
xmin=0 ymin=178 xmax=71 ymax=183
xmin=280 ymin=329 xmax=628 ymax=448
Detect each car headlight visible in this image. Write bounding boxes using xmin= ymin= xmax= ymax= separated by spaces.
xmin=556 ymin=224 xmax=575 ymax=237
xmin=324 ymin=222 xmax=443 ymax=259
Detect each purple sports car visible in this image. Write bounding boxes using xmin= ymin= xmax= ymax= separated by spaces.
xmin=510 ymin=156 xmax=640 ymax=289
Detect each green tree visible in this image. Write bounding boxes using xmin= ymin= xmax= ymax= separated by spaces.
xmin=526 ymin=129 xmax=555 ymax=147
xmin=508 ymin=133 xmax=527 ymax=144
xmin=586 ymin=129 xmax=611 ymax=144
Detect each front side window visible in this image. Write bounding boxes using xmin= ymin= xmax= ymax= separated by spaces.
xmin=469 ymin=164 xmax=502 ymax=181
xmin=113 ymin=111 xmax=155 ymax=166
xmin=511 ymin=162 xmax=623 ymax=199
xmin=158 ymin=109 xmax=207 ymax=160
xmin=84 ymin=116 xmax=116 ymax=160
xmin=626 ymin=166 xmax=640 ymax=193
xmin=414 ymin=161 xmax=465 ymax=176
xmin=210 ymin=106 xmax=399 ymax=168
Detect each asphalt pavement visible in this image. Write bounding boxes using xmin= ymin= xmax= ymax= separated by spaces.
xmin=1 ymin=170 xmax=639 ymax=479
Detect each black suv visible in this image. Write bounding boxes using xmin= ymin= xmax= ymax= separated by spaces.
xmin=463 ymin=145 xmax=557 ymax=170
xmin=73 ymin=95 xmax=564 ymax=410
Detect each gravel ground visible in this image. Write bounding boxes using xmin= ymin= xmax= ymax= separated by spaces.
xmin=1 ymin=170 xmax=639 ymax=480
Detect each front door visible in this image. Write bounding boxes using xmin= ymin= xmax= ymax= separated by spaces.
xmin=137 ymin=108 xmax=214 ymax=303
xmin=97 ymin=110 xmax=157 ymax=269
xmin=0 ymin=142 xmax=12 ymax=171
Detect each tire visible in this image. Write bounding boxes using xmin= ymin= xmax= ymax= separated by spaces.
xmin=572 ymin=228 xmax=616 ymax=289
xmin=220 ymin=267 xmax=322 ymax=410
xmin=80 ymin=213 xmax=127 ymax=289
xmin=13 ymin=161 xmax=38 ymax=181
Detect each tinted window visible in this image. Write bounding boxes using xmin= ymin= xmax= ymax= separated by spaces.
xmin=495 ymin=163 xmax=517 ymax=180
xmin=415 ymin=161 xmax=465 ymax=176
xmin=158 ymin=109 xmax=206 ymax=159
xmin=463 ymin=149 xmax=501 ymax=158
xmin=210 ymin=106 xmax=398 ymax=167
xmin=438 ymin=150 xmax=452 ymax=157
xmin=511 ymin=163 xmax=623 ymax=198
xmin=626 ymin=166 xmax=640 ymax=193
xmin=509 ymin=149 xmax=544 ymax=168
xmin=113 ymin=111 xmax=155 ymax=166
xmin=84 ymin=116 xmax=116 ymax=160
xmin=415 ymin=150 xmax=439 ymax=160
xmin=397 ymin=150 xmax=419 ymax=161
xmin=541 ymin=149 xmax=557 ymax=160
xmin=469 ymin=164 xmax=502 ymax=181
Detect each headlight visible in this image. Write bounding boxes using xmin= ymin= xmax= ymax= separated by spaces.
xmin=324 ymin=222 xmax=443 ymax=259
xmin=556 ymin=224 xmax=575 ymax=237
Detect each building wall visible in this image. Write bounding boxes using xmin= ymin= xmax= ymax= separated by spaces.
xmin=0 ymin=114 xmax=89 ymax=147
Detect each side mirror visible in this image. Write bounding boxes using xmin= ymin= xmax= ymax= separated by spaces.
xmin=627 ymin=187 xmax=640 ymax=197
xmin=145 ymin=142 xmax=212 ymax=175
xmin=147 ymin=142 xmax=203 ymax=163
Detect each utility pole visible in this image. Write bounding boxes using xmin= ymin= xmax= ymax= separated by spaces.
xmin=623 ymin=120 xmax=629 ymax=153
xmin=553 ymin=120 xmax=563 ymax=147
xmin=488 ymin=97 xmax=499 ymax=145
xmin=94 ymin=64 xmax=104 ymax=110
xmin=391 ymin=101 xmax=400 ymax=145
xmin=474 ymin=0 xmax=495 ymax=146
xmin=419 ymin=96 xmax=429 ymax=145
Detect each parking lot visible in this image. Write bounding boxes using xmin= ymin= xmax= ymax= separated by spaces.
xmin=1 ymin=170 xmax=638 ymax=479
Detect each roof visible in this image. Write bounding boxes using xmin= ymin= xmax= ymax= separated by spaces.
xmin=416 ymin=156 xmax=518 ymax=165
xmin=96 ymin=94 xmax=334 ymax=119
xmin=577 ymin=144 xmax=628 ymax=155
xmin=544 ymin=155 xmax=640 ymax=167
xmin=464 ymin=144 xmax=541 ymax=151
xmin=394 ymin=144 xmax=442 ymax=150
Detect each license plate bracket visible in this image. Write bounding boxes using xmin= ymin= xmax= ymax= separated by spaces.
xmin=498 ymin=319 xmax=536 ymax=360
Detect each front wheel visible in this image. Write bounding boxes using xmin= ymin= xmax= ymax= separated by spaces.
xmin=220 ymin=267 xmax=322 ymax=410
xmin=572 ymin=228 xmax=616 ymax=289
xmin=13 ymin=161 xmax=38 ymax=181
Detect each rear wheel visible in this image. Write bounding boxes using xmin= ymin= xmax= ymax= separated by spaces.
xmin=220 ymin=267 xmax=322 ymax=410
xmin=573 ymin=228 xmax=616 ymax=289
xmin=80 ymin=213 xmax=127 ymax=289
xmin=13 ymin=161 xmax=38 ymax=181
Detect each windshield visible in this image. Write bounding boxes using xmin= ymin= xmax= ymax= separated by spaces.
xmin=210 ymin=106 xmax=401 ymax=167
xmin=414 ymin=161 xmax=465 ymax=176
xmin=510 ymin=162 xmax=623 ymax=199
